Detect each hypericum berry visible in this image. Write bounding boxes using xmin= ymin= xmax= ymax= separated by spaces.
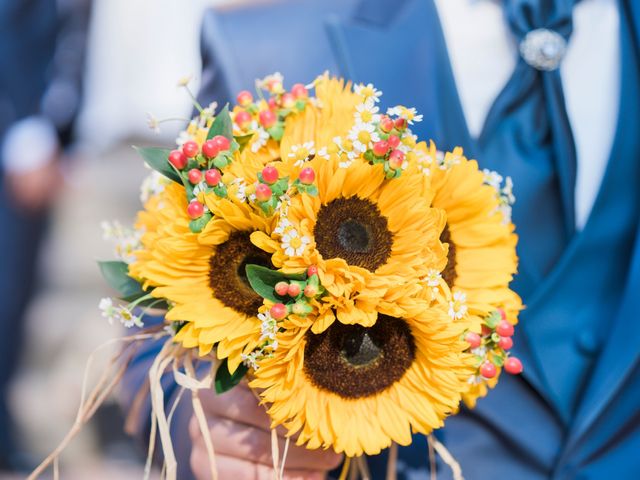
xmin=187 ymin=200 xmax=204 ymax=219
xmin=287 ymin=283 xmax=301 ymax=297
xmin=182 ymin=140 xmax=199 ymax=158
xmin=480 ymin=361 xmax=497 ymax=379
xmin=168 ymin=150 xmax=188 ymax=169
xmin=267 ymin=97 xmax=278 ymax=111
xmin=270 ymin=303 xmax=288 ymax=320
xmin=372 ymin=140 xmax=390 ymax=157
xmin=259 ymin=109 xmax=277 ymax=128
xmin=291 ymin=83 xmax=308 ymax=99
xmin=212 ymin=135 xmax=231 ymax=152
xmin=387 ymin=135 xmax=401 ymax=149
xmin=235 ymin=110 xmax=252 ymax=129
xmin=388 ymin=149 xmax=405 ymax=169
xmin=236 ymin=90 xmax=253 ymax=106
xmin=281 ymin=92 xmax=296 ymax=109
xmin=291 ymin=301 xmax=309 ymax=315
xmin=307 ymin=265 xmax=318 ymax=277
xmin=255 ymin=183 xmax=272 ymax=202
xmin=188 ymin=169 xmax=202 ymax=184
xmin=303 ymin=284 xmax=318 ymax=298
xmin=204 ymin=169 xmax=221 ymax=186
xmin=202 ymin=140 xmax=219 ymax=159
xmin=262 ymin=165 xmax=279 ymax=184
xmin=465 ymin=332 xmax=482 ymax=349
xmin=298 ymin=167 xmax=315 ymax=185
xmin=498 ymin=336 xmax=513 ymax=350
xmin=394 ymin=117 xmax=408 ymax=130
xmin=380 ymin=116 xmax=394 ymax=133
xmin=496 ymin=320 xmax=514 ymax=337
xmin=504 ymin=356 xmax=523 ymax=374
xmin=498 ymin=308 xmax=507 ymax=320
xmin=274 ymin=281 xmax=289 ymax=296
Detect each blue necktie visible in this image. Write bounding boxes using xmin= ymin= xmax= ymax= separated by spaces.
xmin=477 ymin=0 xmax=580 ymax=282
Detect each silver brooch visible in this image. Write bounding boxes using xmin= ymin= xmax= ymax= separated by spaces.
xmin=519 ymin=28 xmax=567 ymax=71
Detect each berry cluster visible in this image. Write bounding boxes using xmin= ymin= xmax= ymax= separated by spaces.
xmin=253 ymin=165 xmax=318 ymax=215
xmin=269 ymin=265 xmax=324 ymax=320
xmin=465 ymin=309 xmax=523 ymax=379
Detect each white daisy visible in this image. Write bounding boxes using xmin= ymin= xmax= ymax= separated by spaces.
xmin=448 ymin=291 xmax=469 ymax=320
xmin=288 ymin=141 xmax=316 ymax=167
xmin=281 ymin=229 xmax=311 ymax=257
xmin=347 ymin=121 xmax=380 ymax=153
xmin=355 ymin=101 xmax=380 ymax=124
xmin=483 ymin=169 xmax=504 ymax=190
xmin=354 ymin=83 xmax=382 ymax=102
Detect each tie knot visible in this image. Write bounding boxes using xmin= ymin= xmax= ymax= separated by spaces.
xmin=519 ymin=28 xmax=568 ymax=71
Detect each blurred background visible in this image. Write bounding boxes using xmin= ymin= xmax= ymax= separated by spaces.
xmin=0 ymin=0 xmax=225 ymax=478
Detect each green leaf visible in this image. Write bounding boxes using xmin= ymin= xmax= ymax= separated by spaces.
xmin=491 ymin=354 xmax=505 ymax=367
xmin=245 ymin=264 xmax=305 ymax=302
xmin=215 ymin=358 xmax=248 ymax=394
xmin=207 ymin=105 xmax=233 ymax=140
xmin=134 ymin=146 xmax=182 ymax=184
xmin=234 ymin=133 xmax=254 ymax=152
xmin=267 ymin=123 xmax=285 ymax=141
xmin=189 ymin=213 xmax=212 ymax=233
xmin=98 ymin=260 xmax=145 ymax=301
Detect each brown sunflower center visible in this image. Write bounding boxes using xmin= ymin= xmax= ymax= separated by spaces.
xmin=313 ymin=197 xmax=393 ymax=272
xmin=209 ymin=231 xmax=273 ymax=316
xmin=303 ymin=315 xmax=416 ymax=398
xmin=440 ymin=224 xmax=457 ymax=287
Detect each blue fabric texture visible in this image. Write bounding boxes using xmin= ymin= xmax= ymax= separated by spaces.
xmin=122 ymin=1 xmax=640 ymax=478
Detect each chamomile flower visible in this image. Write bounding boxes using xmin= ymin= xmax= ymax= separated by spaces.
xmin=288 ymin=141 xmax=316 ymax=167
xmin=140 ymin=170 xmax=171 ymax=204
xmin=354 ymin=83 xmax=382 ymax=103
xmin=448 ymin=291 xmax=468 ymax=320
xmin=101 ymin=220 xmax=142 ymax=264
xmin=354 ymin=101 xmax=380 ymax=124
xmin=347 ymin=121 xmax=379 ymax=153
xmin=483 ymin=169 xmax=504 ymax=190
xmin=281 ymin=228 xmax=310 ymax=257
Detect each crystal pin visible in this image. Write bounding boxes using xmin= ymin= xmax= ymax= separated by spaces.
xmin=519 ymin=28 xmax=567 ymax=71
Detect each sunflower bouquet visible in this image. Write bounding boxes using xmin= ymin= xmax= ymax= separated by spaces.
xmin=32 ymin=74 xmax=523 ymax=479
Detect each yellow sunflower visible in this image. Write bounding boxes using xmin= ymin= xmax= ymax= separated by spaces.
xmin=410 ymin=144 xmax=522 ymax=406
xmin=130 ymin=182 xmax=274 ymax=372
xmin=250 ymin=301 xmax=474 ymax=457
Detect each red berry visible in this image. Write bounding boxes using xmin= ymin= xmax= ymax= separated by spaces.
xmin=303 ymin=284 xmax=318 ymax=298
xmin=274 ymin=281 xmax=289 ymax=296
xmin=270 ymin=303 xmax=287 ymax=320
xmin=287 ymin=283 xmax=301 ymax=297
xmin=307 ymin=265 xmax=318 ymax=277
xmin=168 ymin=150 xmax=188 ymax=170
xmin=465 ymin=332 xmax=482 ymax=349
xmin=498 ymin=336 xmax=513 ymax=350
xmin=187 ymin=200 xmax=204 ymax=219
xmin=235 ymin=110 xmax=252 ymax=129
xmin=298 ymin=167 xmax=315 ymax=185
xmin=204 ymin=169 xmax=221 ymax=187
xmin=202 ymin=140 xmax=219 ymax=159
xmin=498 ymin=308 xmax=507 ymax=320
xmin=291 ymin=83 xmax=308 ymax=99
xmin=268 ymin=97 xmax=278 ymax=111
xmin=182 ymin=140 xmax=199 ymax=158
xmin=236 ymin=90 xmax=253 ymax=106
xmin=212 ymin=135 xmax=231 ymax=152
xmin=259 ymin=109 xmax=277 ymax=128
xmin=188 ymin=169 xmax=202 ymax=184
xmin=496 ymin=320 xmax=514 ymax=337
xmin=480 ymin=361 xmax=497 ymax=379
xmin=388 ymin=149 xmax=405 ymax=169
xmin=481 ymin=324 xmax=492 ymax=336
xmin=394 ymin=117 xmax=408 ymax=130
xmin=380 ymin=116 xmax=394 ymax=133
xmin=372 ymin=140 xmax=390 ymax=157
xmin=281 ymin=92 xmax=296 ymax=109
xmin=255 ymin=183 xmax=272 ymax=202
xmin=504 ymin=357 xmax=523 ymax=375
xmin=262 ymin=166 xmax=279 ymax=184
xmin=387 ymin=135 xmax=401 ymax=149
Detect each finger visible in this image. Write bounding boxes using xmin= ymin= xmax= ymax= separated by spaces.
xmin=198 ymin=382 xmax=273 ymax=431
xmin=191 ymin=449 xmax=327 ymax=480
xmin=191 ymin=415 xmax=343 ymax=472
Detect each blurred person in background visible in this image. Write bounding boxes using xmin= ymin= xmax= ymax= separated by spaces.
xmin=123 ymin=0 xmax=640 ymax=479
xmin=0 ymin=0 xmax=90 ymax=472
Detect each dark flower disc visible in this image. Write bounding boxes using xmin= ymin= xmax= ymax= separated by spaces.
xmin=313 ymin=197 xmax=393 ymax=272
xmin=440 ymin=224 xmax=457 ymax=287
xmin=303 ymin=315 xmax=416 ymax=398
xmin=209 ymin=231 xmax=273 ymax=316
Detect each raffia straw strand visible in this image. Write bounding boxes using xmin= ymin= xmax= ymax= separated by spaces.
xmin=271 ymin=428 xmax=281 ymax=479
xmin=429 ymin=435 xmax=464 ymax=480
xmin=338 ymin=457 xmax=351 ymax=480
xmin=183 ymin=355 xmax=218 ymax=480
xmin=427 ymin=434 xmax=437 ymax=480
xmin=279 ymin=436 xmax=290 ymax=480
xmin=148 ymin=341 xmax=179 ymax=480
xmin=356 ymin=456 xmax=371 ymax=480
xmin=27 ymin=333 xmax=156 ymax=480
xmin=386 ymin=442 xmax=398 ymax=480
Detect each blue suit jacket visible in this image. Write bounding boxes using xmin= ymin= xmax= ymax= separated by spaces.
xmin=124 ymin=1 xmax=640 ymax=478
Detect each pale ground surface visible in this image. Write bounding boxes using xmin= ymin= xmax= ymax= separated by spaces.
xmin=3 ymin=145 xmax=161 ymax=479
